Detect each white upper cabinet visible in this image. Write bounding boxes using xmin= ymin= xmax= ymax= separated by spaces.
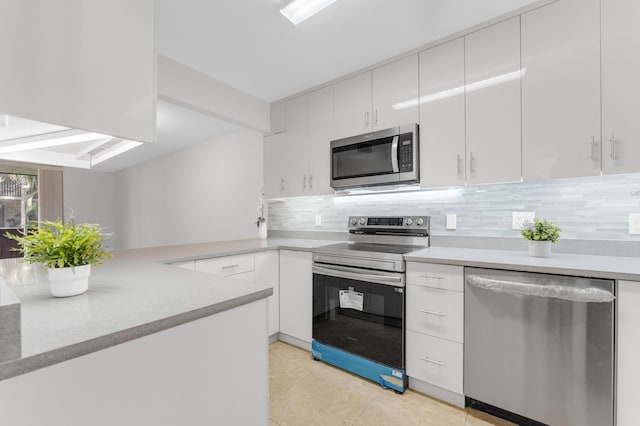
xmin=0 ymin=0 xmax=156 ymax=143
xmin=282 ymin=96 xmax=310 ymax=197
xmin=521 ymin=0 xmax=601 ymax=180
xmin=601 ymin=0 xmax=640 ymax=175
xmin=264 ymin=132 xmax=289 ymax=198
xmin=334 ymin=72 xmax=372 ymax=139
xmin=465 ymin=17 xmax=522 ymax=185
xmin=308 ymin=86 xmax=335 ymax=196
xmin=419 ymin=38 xmax=466 ymax=188
xmin=334 ymin=55 xmax=419 ymax=140
xmin=372 ymin=54 xmax=420 ymax=130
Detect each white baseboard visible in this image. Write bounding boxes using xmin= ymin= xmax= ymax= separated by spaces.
xmin=408 ymin=377 xmax=465 ymax=408
xmin=277 ymin=333 xmax=311 ymax=351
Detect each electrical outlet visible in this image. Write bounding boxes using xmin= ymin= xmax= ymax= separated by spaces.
xmin=446 ymin=214 xmax=457 ymax=230
xmin=512 ymin=212 xmax=535 ymax=230
xmin=629 ymin=213 xmax=640 ymax=235
xmin=315 ymin=215 xmax=322 ymax=227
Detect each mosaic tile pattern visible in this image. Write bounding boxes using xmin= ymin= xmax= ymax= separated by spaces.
xmin=267 ymin=174 xmax=640 ymax=241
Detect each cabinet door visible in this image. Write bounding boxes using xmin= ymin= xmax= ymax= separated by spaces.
xmin=419 ymin=38 xmax=466 ymax=188
xmin=521 ymin=0 xmax=601 ymax=180
xmin=264 ymin=132 xmax=288 ymax=198
xmin=283 ymin=96 xmax=310 ymax=197
xmin=255 ymin=250 xmax=280 ymax=337
xmin=0 ymin=1 xmax=155 ymax=143
xmin=372 ymin=54 xmax=419 ymax=130
xmin=308 ymin=86 xmax=334 ymax=196
xmin=465 ymin=18 xmax=522 ymax=185
xmin=334 ymin=72 xmax=372 ymax=139
xmin=617 ymin=280 xmax=640 ymax=426
xmin=602 ymin=0 xmax=640 ymax=175
xmin=279 ymin=250 xmax=312 ymax=344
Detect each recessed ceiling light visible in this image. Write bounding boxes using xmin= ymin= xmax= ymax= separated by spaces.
xmin=280 ymin=0 xmax=337 ymax=25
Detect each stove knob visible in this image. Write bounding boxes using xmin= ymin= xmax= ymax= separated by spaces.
xmin=359 ymin=217 xmax=366 ymax=226
xmin=405 ymin=218 xmax=413 ymax=226
xmin=350 ymin=218 xmax=358 ymax=226
xmin=416 ymin=218 xmax=424 ymax=226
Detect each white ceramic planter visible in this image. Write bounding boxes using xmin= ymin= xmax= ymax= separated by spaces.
xmin=48 ymin=264 xmax=91 ymax=297
xmin=528 ymin=240 xmax=551 ymax=258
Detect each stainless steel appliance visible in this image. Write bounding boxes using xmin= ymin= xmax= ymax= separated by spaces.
xmin=464 ymin=267 xmax=615 ymax=426
xmin=311 ymin=215 xmax=429 ymax=393
xmin=330 ymin=124 xmax=419 ymax=190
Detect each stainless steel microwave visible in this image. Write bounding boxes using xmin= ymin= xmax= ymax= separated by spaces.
xmin=330 ymin=123 xmax=419 ymax=190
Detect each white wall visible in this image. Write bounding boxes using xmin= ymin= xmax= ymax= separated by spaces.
xmin=115 ymin=129 xmax=264 ymax=249
xmin=63 ymin=168 xmax=117 ymax=248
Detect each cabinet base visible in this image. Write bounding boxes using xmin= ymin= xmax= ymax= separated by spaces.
xmin=408 ymin=377 xmax=464 ymax=407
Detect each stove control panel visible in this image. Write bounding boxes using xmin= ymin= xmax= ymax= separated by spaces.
xmin=347 ymin=216 xmax=430 ymax=233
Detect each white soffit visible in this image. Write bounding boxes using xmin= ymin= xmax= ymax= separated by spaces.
xmin=157 ymin=0 xmax=540 ymax=102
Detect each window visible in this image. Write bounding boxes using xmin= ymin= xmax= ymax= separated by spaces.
xmin=0 ymin=173 xmax=38 ymax=228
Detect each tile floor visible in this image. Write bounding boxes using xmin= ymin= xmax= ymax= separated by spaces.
xmin=269 ymin=341 xmax=513 ymax=426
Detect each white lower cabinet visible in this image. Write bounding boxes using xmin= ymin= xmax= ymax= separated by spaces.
xmin=406 ymin=262 xmax=464 ymax=405
xmin=190 ymin=252 xmax=280 ymax=337
xmin=255 ymin=250 xmax=280 ymax=337
xmin=617 ymin=280 xmax=640 ymax=426
xmin=279 ymin=250 xmax=312 ymax=347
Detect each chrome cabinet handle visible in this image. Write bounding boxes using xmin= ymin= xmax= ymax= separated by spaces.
xmin=420 ymin=275 xmax=444 ymax=280
xmin=419 ymin=309 xmax=445 ymax=317
xmin=374 ymin=109 xmax=378 ymax=126
xmin=590 ymin=137 xmax=599 ymax=162
xmin=309 ymin=174 xmax=313 ymax=190
xmin=420 ymin=356 xmax=444 ymax=367
xmin=364 ymin=111 xmax=369 ymax=127
xmin=303 ymin=175 xmax=308 ymax=190
xmin=609 ymin=134 xmax=616 ymax=160
xmin=280 ymin=178 xmax=285 ymax=192
xmin=221 ymin=264 xmax=239 ymax=270
xmin=469 ymin=152 xmax=475 ymax=174
xmin=457 ymin=154 xmax=462 ymax=175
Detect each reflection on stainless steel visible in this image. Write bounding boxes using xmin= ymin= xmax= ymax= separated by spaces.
xmin=464 ymin=267 xmax=614 ymax=426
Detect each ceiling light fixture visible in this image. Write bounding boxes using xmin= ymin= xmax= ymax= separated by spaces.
xmin=90 ymin=140 xmax=142 ymax=166
xmin=280 ymin=0 xmax=337 ymax=25
xmin=0 ymin=130 xmax=110 ymax=154
xmin=392 ymin=68 xmax=526 ymax=110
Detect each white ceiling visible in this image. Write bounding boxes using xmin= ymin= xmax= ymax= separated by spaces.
xmin=157 ymin=0 xmax=540 ymax=102
xmin=91 ymin=101 xmax=240 ymax=172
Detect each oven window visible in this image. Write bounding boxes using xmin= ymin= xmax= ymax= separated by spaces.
xmin=332 ymin=137 xmax=395 ymax=179
xmin=313 ymin=273 xmax=404 ymax=369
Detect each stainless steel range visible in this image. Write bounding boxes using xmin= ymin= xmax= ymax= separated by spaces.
xmin=311 ymin=215 xmax=429 ymax=393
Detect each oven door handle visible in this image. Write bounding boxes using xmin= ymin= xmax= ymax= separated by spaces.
xmin=313 ymin=264 xmax=404 ymax=287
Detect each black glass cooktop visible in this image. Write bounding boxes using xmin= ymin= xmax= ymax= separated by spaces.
xmin=316 ymin=242 xmax=423 ymax=256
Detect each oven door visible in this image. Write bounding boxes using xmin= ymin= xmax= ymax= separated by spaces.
xmin=312 ymin=263 xmax=405 ymax=369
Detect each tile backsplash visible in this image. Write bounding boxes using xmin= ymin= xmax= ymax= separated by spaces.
xmin=267 ymin=173 xmax=640 ymax=241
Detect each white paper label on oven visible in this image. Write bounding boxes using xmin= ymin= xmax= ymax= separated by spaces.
xmin=339 ymin=289 xmax=364 ymax=311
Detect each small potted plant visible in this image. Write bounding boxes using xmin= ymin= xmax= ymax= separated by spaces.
xmin=6 ymin=220 xmax=111 ymax=297
xmin=521 ymin=218 xmax=561 ymax=258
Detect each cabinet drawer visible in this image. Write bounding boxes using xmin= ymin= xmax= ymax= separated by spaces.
xmin=406 ymin=285 xmax=463 ymax=343
xmin=406 ymin=262 xmax=463 ymax=292
xmin=195 ymin=253 xmax=255 ymax=277
xmin=406 ymin=330 xmax=463 ymax=393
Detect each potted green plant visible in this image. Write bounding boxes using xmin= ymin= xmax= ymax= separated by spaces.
xmin=6 ymin=220 xmax=111 ymax=297
xmin=521 ymin=218 xmax=561 ymax=258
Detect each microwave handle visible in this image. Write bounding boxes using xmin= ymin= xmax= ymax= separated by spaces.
xmin=391 ymin=136 xmax=399 ymax=173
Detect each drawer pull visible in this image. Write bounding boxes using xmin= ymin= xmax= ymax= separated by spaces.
xmin=420 ymin=356 xmax=445 ymax=367
xmin=221 ymin=264 xmax=239 ymax=270
xmin=419 ymin=309 xmax=445 ymax=317
xmin=421 ymin=275 xmax=444 ymax=280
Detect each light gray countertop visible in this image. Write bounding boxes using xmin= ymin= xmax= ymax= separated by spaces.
xmin=0 ymin=238 xmax=337 ymax=381
xmin=405 ymin=247 xmax=640 ymax=281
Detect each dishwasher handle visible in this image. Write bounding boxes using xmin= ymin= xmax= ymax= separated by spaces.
xmin=466 ymin=275 xmax=615 ymax=303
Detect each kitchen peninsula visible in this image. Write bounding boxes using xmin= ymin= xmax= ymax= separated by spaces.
xmin=0 ymin=238 xmax=331 ymax=426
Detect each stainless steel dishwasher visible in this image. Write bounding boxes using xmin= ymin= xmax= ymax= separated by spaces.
xmin=464 ymin=267 xmax=615 ymax=426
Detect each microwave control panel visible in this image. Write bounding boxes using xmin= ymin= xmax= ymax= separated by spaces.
xmin=399 ymin=134 xmax=413 ymax=172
